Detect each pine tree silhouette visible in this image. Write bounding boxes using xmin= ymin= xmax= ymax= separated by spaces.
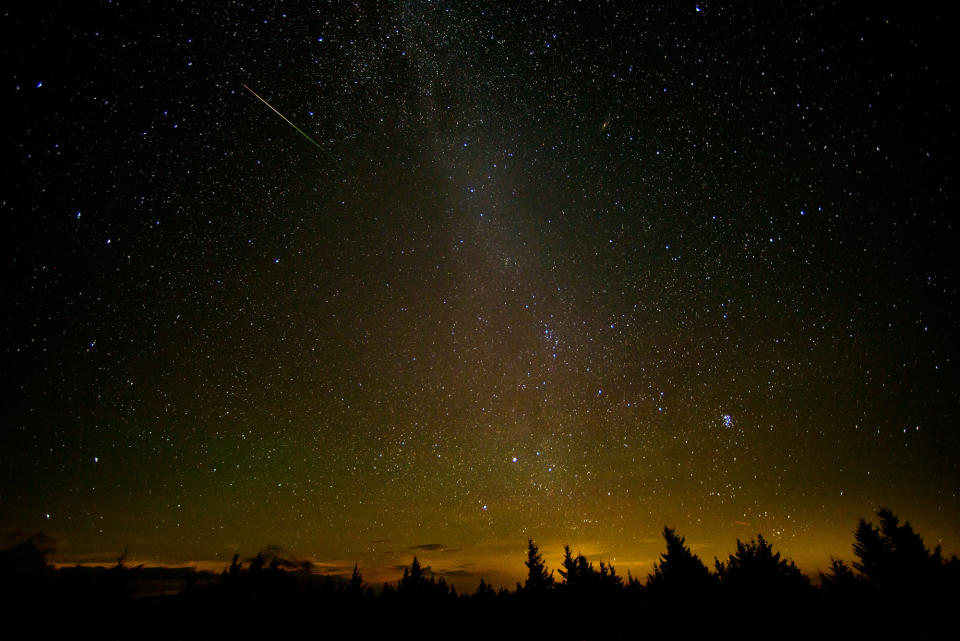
xmin=557 ymin=545 xmax=576 ymax=584
xmin=715 ymin=534 xmax=809 ymax=593
xmin=248 ymin=551 xmax=266 ymax=575
xmin=558 ymin=544 xmax=595 ymax=591
xmin=228 ymin=553 xmax=242 ymax=579
xmin=347 ymin=563 xmax=363 ymax=597
xmin=399 ymin=556 xmax=430 ymax=597
xmin=819 ymin=558 xmax=858 ymax=590
xmin=840 ymin=508 xmax=960 ymax=637
xmin=522 ymin=539 xmax=554 ymax=594
xmin=474 ymin=577 xmax=496 ymax=600
xmin=598 ymin=560 xmax=623 ymax=591
xmin=715 ymin=533 xmax=810 ymax=614
xmin=852 ymin=507 xmax=941 ymax=589
xmin=646 ymin=526 xmax=715 ymax=599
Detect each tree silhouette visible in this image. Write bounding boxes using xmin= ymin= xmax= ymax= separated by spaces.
xmin=819 ymin=557 xmax=859 ymax=591
xmin=715 ymin=534 xmax=809 ymax=592
xmin=0 ymin=532 xmax=53 ymax=578
xmin=625 ymin=570 xmax=643 ymax=595
xmin=522 ymin=539 xmax=554 ymax=594
xmin=105 ymin=546 xmax=141 ymax=601
xmin=557 ymin=545 xmax=593 ymax=591
xmin=347 ymin=563 xmax=363 ymax=596
xmin=0 ymin=532 xmax=55 ymax=608
xmin=398 ymin=556 xmax=431 ymax=597
xmin=829 ymin=508 xmax=960 ymax=637
xmin=597 ymin=560 xmax=623 ymax=591
xmin=554 ymin=544 xmax=623 ymax=599
xmin=2 ymin=511 xmax=958 ymax=640
xmin=646 ymin=526 xmax=715 ymax=600
xmin=715 ymin=534 xmax=810 ymax=610
xmin=852 ymin=507 xmax=942 ymax=589
xmin=474 ymin=577 xmax=496 ymax=601
xmin=228 ymin=553 xmax=242 ymax=579
xmin=557 ymin=545 xmax=576 ymax=584
xmin=248 ymin=551 xmax=266 ymax=575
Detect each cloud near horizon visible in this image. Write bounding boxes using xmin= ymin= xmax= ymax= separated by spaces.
xmin=408 ymin=543 xmax=457 ymax=552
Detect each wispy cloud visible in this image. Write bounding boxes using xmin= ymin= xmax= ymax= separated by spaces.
xmin=409 ymin=543 xmax=449 ymax=552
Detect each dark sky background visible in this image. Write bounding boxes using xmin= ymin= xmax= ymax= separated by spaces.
xmin=2 ymin=1 xmax=957 ymax=588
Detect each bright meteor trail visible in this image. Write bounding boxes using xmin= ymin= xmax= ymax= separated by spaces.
xmin=243 ymin=83 xmax=327 ymax=154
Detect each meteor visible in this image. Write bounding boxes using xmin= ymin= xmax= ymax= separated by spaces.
xmin=243 ymin=83 xmax=328 ymax=155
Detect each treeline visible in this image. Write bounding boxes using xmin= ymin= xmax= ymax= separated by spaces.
xmin=1 ymin=508 xmax=958 ymax=639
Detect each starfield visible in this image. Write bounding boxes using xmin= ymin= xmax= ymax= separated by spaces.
xmin=2 ymin=2 xmax=958 ymax=638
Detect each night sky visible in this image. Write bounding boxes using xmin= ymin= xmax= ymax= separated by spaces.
xmin=3 ymin=2 xmax=958 ymax=588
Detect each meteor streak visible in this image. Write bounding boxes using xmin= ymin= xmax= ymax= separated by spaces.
xmin=243 ymin=83 xmax=327 ymax=154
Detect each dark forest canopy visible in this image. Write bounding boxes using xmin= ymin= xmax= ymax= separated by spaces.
xmin=1 ymin=509 xmax=958 ymax=639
